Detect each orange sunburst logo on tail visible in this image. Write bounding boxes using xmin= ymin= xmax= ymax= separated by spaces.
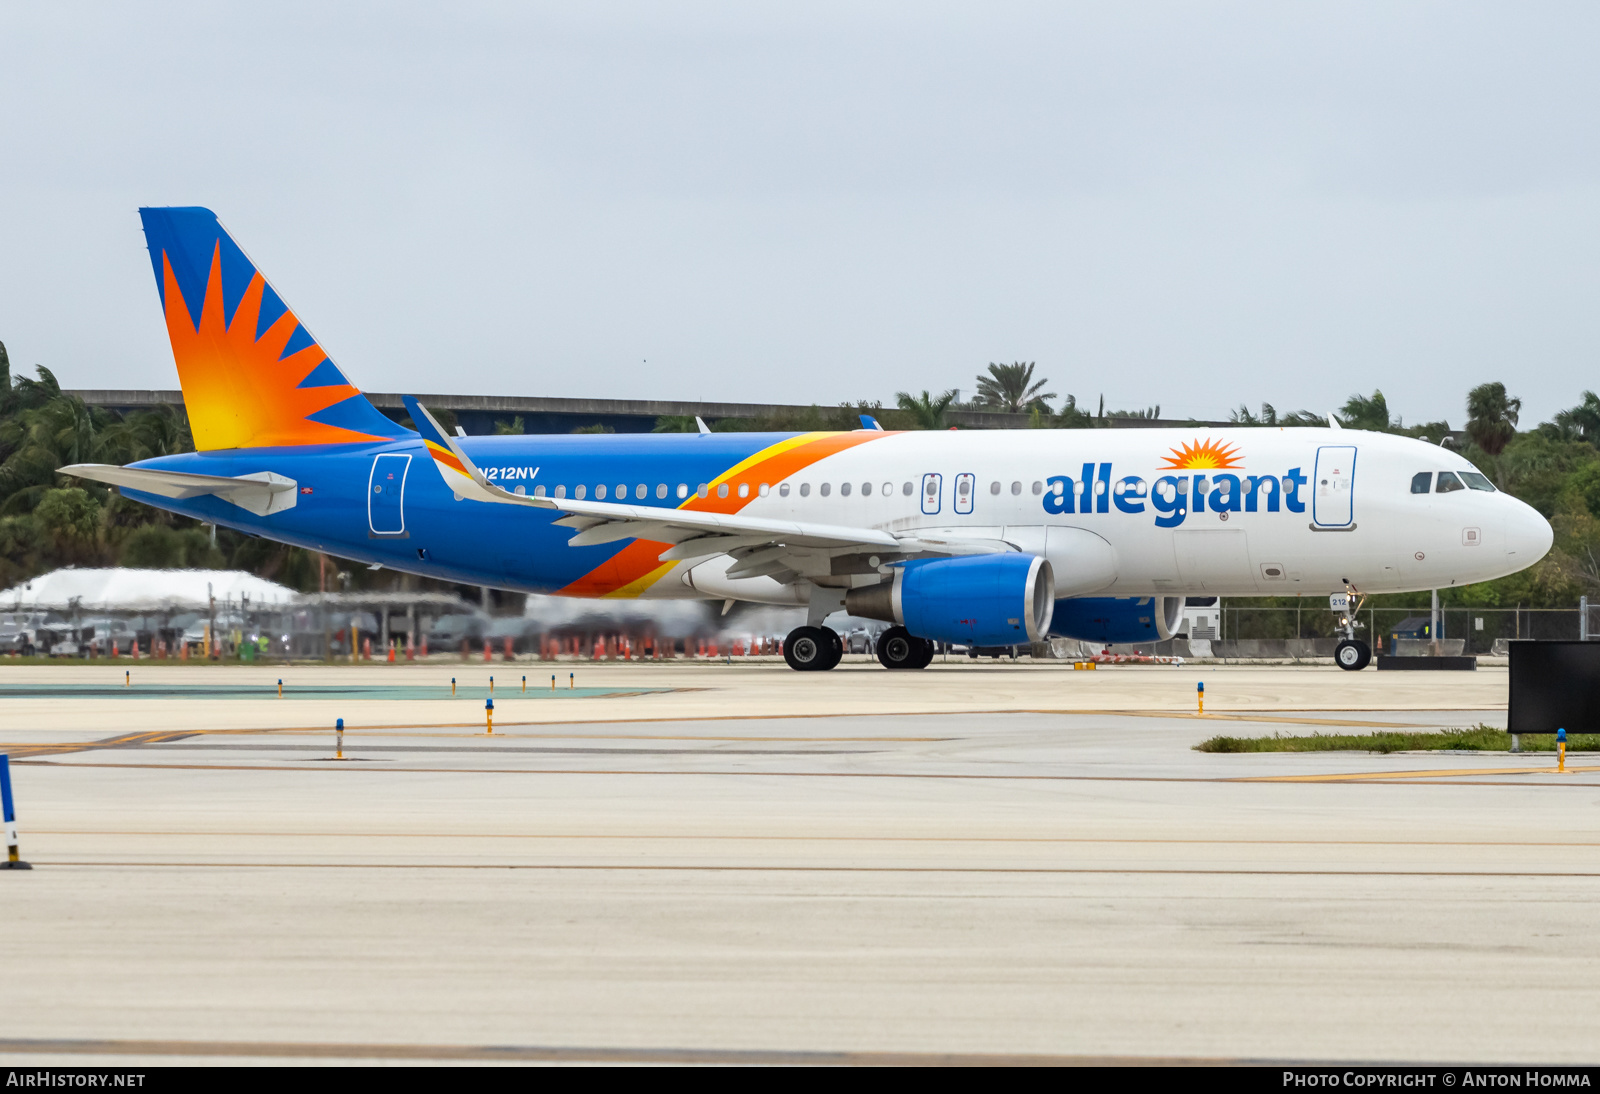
xmin=1160 ymin=437 xmax=1243 ymax=470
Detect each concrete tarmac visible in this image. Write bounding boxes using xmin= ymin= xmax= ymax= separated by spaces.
xmin=1 ymin=660 xmax=1594 ymax=1065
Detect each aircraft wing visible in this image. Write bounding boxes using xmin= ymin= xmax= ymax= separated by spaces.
xmin=61 ymin=464 xmax=298 ymax=517
xmin=403 ymin=395 xmax=1009 ymax=579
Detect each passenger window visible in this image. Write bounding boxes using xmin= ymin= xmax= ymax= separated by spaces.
xmin=800 ymin=483 xmax=810 ymax=497
xmin=737 ymin=483 xmax=749 ymax=498
xmin=1435 ymin=472 xmax=1465 ymax=493
xmin=676 ymin=484 xmax=688 ymax=499
xmin=575 ymin=484 xmax=587 ymax=500
xmin=595 ymin=484 xmax=606 ymax=500
xmin=555 ymin=485 xmax=567 ymax=499
xmin=1011 ymin=481 xmax=1021 ymax=495
xmin=616 ymin=483 xmax=627 ymax=499
xmin=1460 ymin=471 xmax=1496 ymax=492
xmin=697 ymin=484 xmax=709 ymax=498
xmin=902 ymin=482 xmax=913 ymax=496
xmin=759 ymin=483 xmax=770 ymax=497
xmin=1410 ymin=472 xmax=1432 ymax=494
xmin=821 ymin=483 xmax=832 ymax=497
xmin=717 ymin=483 xmax=729 ymax=499
xmin=533 ymin=485 xmax=546 ymax=497
xmin=882 ymin=482 xmax=892 ymax=497
xmin=780 ymin=483 xmax=791 ymax=497
xmin=1032 ymin=481 xmax=1042 ymax=495
xmin=636 ymin=484 xmax=647 ymax=499
xmin=841 ymin=482 xmax=852 ymax=496
xmin=656 ymin=483 xmax=667 ymax=499
xmin=989 ymin=481 xmax=1001 ymax=495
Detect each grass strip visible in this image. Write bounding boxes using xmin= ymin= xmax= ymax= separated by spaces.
xmin=1196 ymin=726 xmax=1600 ymax=754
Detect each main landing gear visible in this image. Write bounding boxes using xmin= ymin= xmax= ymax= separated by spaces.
xmin=1335 ymin=639 xmax=1371 ymax=671
xmin=784 ymin=625 xmax=843 ymax=671
xmin=875 ymin=625 xmax=935 ymax=670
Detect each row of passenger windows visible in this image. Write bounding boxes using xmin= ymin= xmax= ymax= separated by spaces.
xmin=1410 ymin=471 xmax=1496 ymax=495
xmin=516 ymin=480 xmax=1053 ymax=501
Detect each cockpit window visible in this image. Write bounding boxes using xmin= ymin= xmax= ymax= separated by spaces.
xmin=1435 ymin=471 xmax=1465 ymax=493
xmin=1410 ymin=472 xmax=1432 ymax=494
xmin=1460 ymin=471 xmax=1496 ymax=492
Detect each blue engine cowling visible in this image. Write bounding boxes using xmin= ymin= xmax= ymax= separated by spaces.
xmin=843 ymin=554 xmax=1055 ymax=647
xmin=1050 ymin=595 xmax=1183 ymax=644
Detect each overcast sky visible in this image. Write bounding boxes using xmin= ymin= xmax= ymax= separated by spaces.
xmin=2 ymin=2 xmax=1598 ymax=426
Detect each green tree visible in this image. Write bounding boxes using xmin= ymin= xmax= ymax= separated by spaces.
xmin=895 ymin=389 xmax=958 ymax=430
xmin=35 ymin=486 xmax=102 ymax=563
xmin=1550 ymin=391 xmax=1600 ymax=447
xmin=1054 ymin=394 xmax=1095 ymax=428
xmin=973 ymin=362 xmax=1055 ymax=414
xmin=492 ymin=416 xmax=525 ymax=435
xmin=1465 ymin=382 xmax=1520 ymax=457
xmin=1337 ymin=390 xmax=1391 ymax=431
xmin=652 ymin=415 xmax=700 ymax=433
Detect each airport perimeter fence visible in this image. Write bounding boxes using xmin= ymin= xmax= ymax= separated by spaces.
xmin=1217 ymin=603 xmax=1600 ymax=656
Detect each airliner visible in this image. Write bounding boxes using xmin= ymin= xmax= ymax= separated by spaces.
xmin=63 ymin=208 xmax=1553 ymax=671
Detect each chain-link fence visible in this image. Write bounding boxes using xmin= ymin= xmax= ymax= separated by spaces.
xmin=1219 ymin=600 xmax=1600 ymax=656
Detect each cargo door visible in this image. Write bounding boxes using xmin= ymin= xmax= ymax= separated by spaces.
xmin=1174 ymin=530 xmax=1257 ymax=592
xmin=1312 ymin=445 xmax=1357 ymax=528
xmin=368 ymin=453 xmax=411 ymax=536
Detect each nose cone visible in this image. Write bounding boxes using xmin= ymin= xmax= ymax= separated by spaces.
xmin=1504 ymin=497 xmax=1554 ymax=569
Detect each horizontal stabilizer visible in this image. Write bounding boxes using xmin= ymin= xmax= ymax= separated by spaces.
xmin=61 ymin=464 xmax=298 ymax=517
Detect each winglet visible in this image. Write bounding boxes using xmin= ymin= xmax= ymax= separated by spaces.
xmin=859 ymin=414 xmax=883 ymax=431
xmin=1328 ymin=413 xmax=1342 ymax=429
xmin=695 ymin=416 xmax=712 ymax=435
xmin=404 ymin=395 xmax=538 ymax=505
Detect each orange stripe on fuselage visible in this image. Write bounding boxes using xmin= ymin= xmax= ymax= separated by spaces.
xmin=556 ymin=430 xmax=891 ymax=597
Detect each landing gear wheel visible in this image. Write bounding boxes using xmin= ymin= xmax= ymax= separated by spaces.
xmin=876 ymin=626 xmax=934 ymax=670
xmin=821 ymin=627 xmax=843 ymax=670
xmin=1335 ymin=639 xmax=1371 ymax=671
xmin=912 ymin=638 xmax=937 ymax=668
xmin=784 ymin=626 xmax=842 ymax=671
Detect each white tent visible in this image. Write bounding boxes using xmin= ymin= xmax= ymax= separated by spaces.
xmin=0 ymin=569 xmax=296 ymax=612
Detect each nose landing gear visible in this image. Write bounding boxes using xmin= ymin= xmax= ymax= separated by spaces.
xmin=1335 ymin=639 xmax=1371 ymax=671
xmin=783 ymin=625 xmax=843 ymax=671
xmin=1334 ymin=578 xmax=1371 ymax=671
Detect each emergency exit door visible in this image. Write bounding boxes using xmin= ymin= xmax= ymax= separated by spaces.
xmin=369 ymin=453 xmax=411 ymax=536
xmin=1312 ymin=445 xmax=1356 ymax=528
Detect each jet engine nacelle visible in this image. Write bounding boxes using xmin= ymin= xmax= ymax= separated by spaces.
xmin=1049 ymin=595 xmax=1183 ymax=644
xmin=844 ymin=554 xmax=1055 ymax=647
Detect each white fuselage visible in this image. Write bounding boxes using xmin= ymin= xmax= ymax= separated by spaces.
xmin=648 ymin=427 xmax=1552 ymax=602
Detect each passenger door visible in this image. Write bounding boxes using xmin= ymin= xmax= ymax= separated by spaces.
xmin=368 ymin=453 xmax=411 ymax=536
xmin=1312 ymin=445 xmax=1357 ymax=528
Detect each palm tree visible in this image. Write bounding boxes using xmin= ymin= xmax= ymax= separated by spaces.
xmin=1552 ymin=391 xmax=1600 ymax=447
xmin=1466 ymin=382 xmax=1521 ymax=487
xmin=1054 ymin=394 xmax=1095 ymax=429
xmin=1337 ymin=390 xmax=1392 ymax=431
xmin=895 ymin=389 xmax=958 ymax=430
xmin=1465 ymin=382 xmax=1520 ymax=456
xmin=973 ymin=362 xmax=1055 ymax=414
